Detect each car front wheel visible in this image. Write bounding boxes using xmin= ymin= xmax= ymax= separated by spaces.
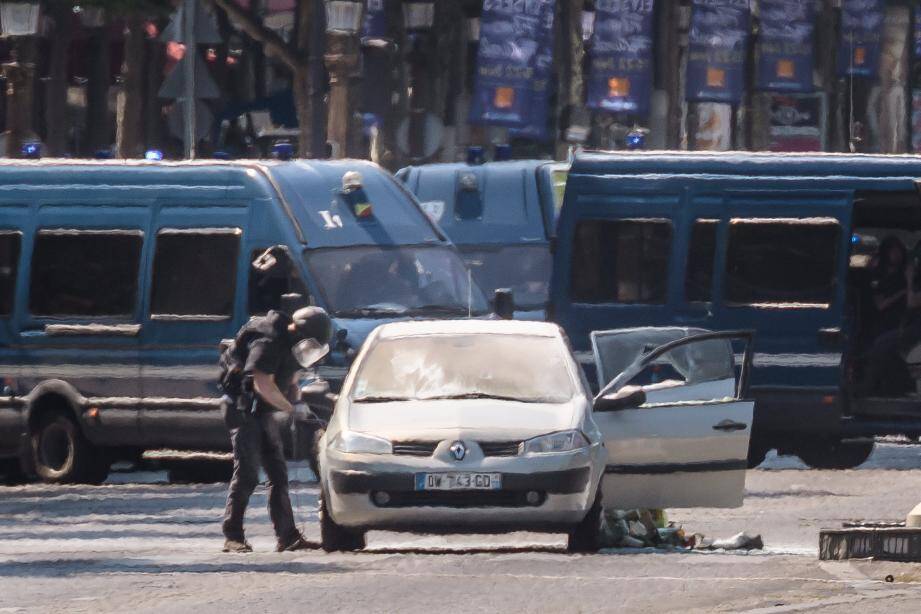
xmin=567 ymin=488 xmax=603 ymax=553
xmin=319 ymin=488 xmax=366 ymax=552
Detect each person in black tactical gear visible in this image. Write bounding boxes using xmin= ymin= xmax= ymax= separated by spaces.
xmin=220 ymin=305 xmax=334 ymax=553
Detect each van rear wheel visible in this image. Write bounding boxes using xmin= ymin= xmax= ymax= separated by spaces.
xmin=796 ymin=438 xmax=874 ymax=470
xmin=31 ymin=412 xmax=110 ymax=484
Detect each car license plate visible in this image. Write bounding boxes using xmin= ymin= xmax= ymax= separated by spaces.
xmin=415 ymin=472 xmax=502 ymax=491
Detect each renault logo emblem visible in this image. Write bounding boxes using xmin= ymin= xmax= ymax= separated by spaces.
xmin=449 ymin=441 xmax=467 ymax=461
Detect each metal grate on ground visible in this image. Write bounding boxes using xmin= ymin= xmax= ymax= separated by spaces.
xmin=820 ymin=523 xmax=921 ymax=561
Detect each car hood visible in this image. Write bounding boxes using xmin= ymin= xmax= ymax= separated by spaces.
xmin=345 ymin=398 xmax=582 ymax=441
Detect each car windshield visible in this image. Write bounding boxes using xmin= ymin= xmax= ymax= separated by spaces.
xmin=351 ymin=333 xmax=577 ymax=404
xmin=461 ymin=245 xmax=550 ymax=309
xmin=306 ymin=246 xmax=489 ymax=317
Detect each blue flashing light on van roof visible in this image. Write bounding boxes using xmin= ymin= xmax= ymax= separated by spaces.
xmin=144 ymin=149 xmax=163 ymax=161
xmin=21 ymin=142 xmax=40 ymax=159
xmin=466 ymin=146 xmax=485 ymax=165
xmin=272 ymin=141 xmax=295 ymax=161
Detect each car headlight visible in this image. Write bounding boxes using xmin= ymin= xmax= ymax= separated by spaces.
xmin=328 ymin=430 xmax=392 ymax=455
xmin=523 ymin=430 xmax=590 ymax=455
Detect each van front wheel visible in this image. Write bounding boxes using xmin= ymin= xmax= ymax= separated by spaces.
xmin=31 ymin=412 xmax=109 ymax=484
xmin=796 ymin=438 xmax=874 ymax=470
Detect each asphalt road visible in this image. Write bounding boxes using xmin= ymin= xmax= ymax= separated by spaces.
xmin=3 ymin=444 xmax=921 ymax=613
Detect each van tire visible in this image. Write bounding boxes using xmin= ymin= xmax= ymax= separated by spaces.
xmin=31 ymin=411 xmax=110 ymax=484
xmin=567 ymin=489 xmax=603 ymax=553
xmin=796 ymin=438 xmax=874 ymax=470
xmin=319 ymin=488 xmax=365 ymax=552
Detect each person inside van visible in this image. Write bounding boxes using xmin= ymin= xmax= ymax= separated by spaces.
xmin=868 ymin=236 xmax=908 ymax=339
xmin=859 ymin=240 xmax=921 ymax=397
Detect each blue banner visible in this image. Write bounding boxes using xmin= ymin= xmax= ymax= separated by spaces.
xmin=756 ymin=0 xmax=814 ymax=92
xmin=686 ymin=0 xmax=751 ymax=104
xmin=587 ymin=0 xmax=656 ymax=115
xmin=837 ymin=0 xmax=883 ymax=78
xmin=362 ymin=0 xmax=389 ymax=41
xmin=469 ymin=0 xmax=556 ymax=134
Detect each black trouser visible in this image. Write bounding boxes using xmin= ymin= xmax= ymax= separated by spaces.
xmin=859 ymin=324 xmax=921 ymax=397
xmin=222 ymin=400 xmax=298 ymax=545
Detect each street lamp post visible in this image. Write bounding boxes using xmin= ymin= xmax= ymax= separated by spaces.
xmin=324 ymin=0 xmax=364 ymax=159
xmin=402 ymin=0 xmax=435 ymax=161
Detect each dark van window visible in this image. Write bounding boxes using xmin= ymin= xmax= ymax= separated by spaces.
xmin=571 ymin=219 xmax=672 ymax=304
xmin=29 ymin=231 xmax=143 ymax=317
xmin=0 ymin=232 xmax=21 ymax=316
xmin=151 ymin=230 xmax=240 ymax=317
xmin=726 ymin=219 xmax=840 ymax=305
xmin=686 ymin=220 xmax=719 ymax=303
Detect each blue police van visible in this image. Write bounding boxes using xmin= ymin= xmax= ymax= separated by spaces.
xmin=552 ymin=151 xmax=921 ymax=469
xmin=397 ymin=160 xmax=567 ymax=317
xmin=0 ymin=159 xmax=486 ymax=483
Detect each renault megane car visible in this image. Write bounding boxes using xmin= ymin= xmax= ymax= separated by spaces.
xmin=317 ymin=320 xmax=754 ymax=552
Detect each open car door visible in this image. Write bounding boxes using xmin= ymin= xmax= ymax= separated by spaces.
xmin=591 ymin=328 xmax=754 ymax=509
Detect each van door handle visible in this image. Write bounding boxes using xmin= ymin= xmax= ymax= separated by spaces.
xmin=44 ymin=324 xmax=141 ymax=337
xmin=712 ymin=419 xmax=748 ymax=432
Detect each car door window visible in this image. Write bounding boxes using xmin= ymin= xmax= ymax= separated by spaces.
xmin=570 ymin=219 xmax=672 ymax=304
xmin=248 ymin=247 xmax=310 ymax=315
xmin=0 ymin=232 xmax=21 ymax=316
xmin=150 ymin=229 xmax=240 ymax=318
xmin=593 ymin=328 xmax=752 ymax=406
xmin=29 ymin=230 xmax=143 ymax=317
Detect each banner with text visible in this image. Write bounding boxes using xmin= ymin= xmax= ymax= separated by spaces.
xmin=837 ymin=0 xmax=883 ymax=78
xmin=469 ymin=0 xmax=556 ymax=134
xmin=587 ymin=0 xmax=656 ymax=115
xmin=686 ymin=0 xmax=751 ymax=104
xmin=756 ymin=0 xmax=815 ymax=92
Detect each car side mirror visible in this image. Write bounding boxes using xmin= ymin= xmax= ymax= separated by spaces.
xmin=594 ymin=388 xmax=646 ymax=413
xmin=494 ymin=288 xmax=515 ymax=320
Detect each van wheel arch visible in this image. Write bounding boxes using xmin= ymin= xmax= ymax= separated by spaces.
xmin=25 ymin=381 xmax=109 ymax=484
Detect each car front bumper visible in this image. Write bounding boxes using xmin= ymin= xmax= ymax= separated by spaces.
xmin=321 ymin=444 xmax=603 ymax=532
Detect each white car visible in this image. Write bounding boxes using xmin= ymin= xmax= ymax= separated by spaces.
xmin=317 ymin=320 xmax=754 ymax=552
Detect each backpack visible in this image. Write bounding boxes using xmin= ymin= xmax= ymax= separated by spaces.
xmin=218 ymin=311 xmax=291 ymax=396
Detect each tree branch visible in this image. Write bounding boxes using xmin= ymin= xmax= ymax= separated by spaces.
xmin=207 ymin=0 xmax=301 ymax=70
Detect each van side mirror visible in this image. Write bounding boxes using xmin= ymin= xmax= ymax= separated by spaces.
xmin=281 ymin=293 xmax=310 ymax=313
xmin=494 ymin=288 xmax=515 ymax=320
xmin=594 ymin=388 xmax=646 ymax=413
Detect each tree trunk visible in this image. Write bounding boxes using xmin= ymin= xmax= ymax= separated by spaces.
xmin=85 ymin=27 xmax=112 ymax=155
xmin=44 ymin=5 xmax=72 ymax=156
xmin=117 ymin=17 xmax=148 ymax=158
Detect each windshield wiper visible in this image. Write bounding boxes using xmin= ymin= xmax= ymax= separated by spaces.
xmin=336 ymin=306 xmax=408 ymax=318
xmin=406 ymin=304 xmax=471 ymax=316
xmin=351 ymin=395 xmax=412 ymax=403
xmin=421 ymin=392 xmax=537 ymax=403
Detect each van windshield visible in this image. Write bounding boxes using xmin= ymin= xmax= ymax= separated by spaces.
xmin=306 ymin=245 xmax=489 ymax=317
xmin=461 ymin=245 xmax=550 ymax=310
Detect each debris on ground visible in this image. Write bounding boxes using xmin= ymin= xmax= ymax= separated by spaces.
xmin=601 ymin=508 xmax=763 ymax=551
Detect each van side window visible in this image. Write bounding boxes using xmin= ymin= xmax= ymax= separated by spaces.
xmin=571 ymin=219 xmax=672 ymax=304
xmin=29 ymin=230 xmax=143 ymax=317
xmin=725 ymin=219 xmax=840 ymax=306
xmin=248 ymin=248 xmax=309 ymax=315
xmin=0 ymin=232 xmax=21 ymax=316
xmin=686 ymin=220 xmax=719 ymax=303
xmin=151 ymin=230 xmax=240 ymax=317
